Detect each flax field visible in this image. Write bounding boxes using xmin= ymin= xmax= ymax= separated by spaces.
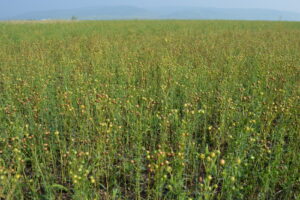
xmin=0 ymin=20 xmax=299 ymax=200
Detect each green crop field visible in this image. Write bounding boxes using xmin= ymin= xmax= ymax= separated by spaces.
xmin=0 ymin=20 xmax=299 ymax=200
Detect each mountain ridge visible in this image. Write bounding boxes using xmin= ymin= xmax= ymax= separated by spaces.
xmin=3 ymin=6 xmax=300 ymax=21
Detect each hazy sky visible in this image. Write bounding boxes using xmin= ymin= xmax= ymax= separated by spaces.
xmin=1 ymin=0 xmax=300 ymax=18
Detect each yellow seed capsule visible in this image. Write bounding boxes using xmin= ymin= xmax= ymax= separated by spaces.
xmin=207 ymin=175 xmax=212 ymax=181
xmin=231 ymin=176 xmax=236 ymax=182
xmin=206 ymin=156 xmax=212 ymax=162
xmin=166 ymin=166 xmax=172 ymax=173
xmin=91 ymin=178 xmax=96 ymax=184
xmin=198 ymin=109 xmax=205 ymax=114
xmin=220 ymin=159 xmax=226 ymax=166
xmin=199 ymin=154 xmax=205 ymax=159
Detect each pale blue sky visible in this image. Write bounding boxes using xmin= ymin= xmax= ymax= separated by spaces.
xmin=1 ymin=0 xmax=300 ymax=18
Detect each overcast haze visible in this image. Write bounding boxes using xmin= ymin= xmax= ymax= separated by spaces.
xmin=1 ymin=0 xmax=300 ymax=20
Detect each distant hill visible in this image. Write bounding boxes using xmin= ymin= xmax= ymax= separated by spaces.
xmin=160 ymin=7 xmax=300 ymax=21
xmin=7 ymin=6 xmax=155 ymax=20
xmin=3 ymin=6 xmax=300 ymax=21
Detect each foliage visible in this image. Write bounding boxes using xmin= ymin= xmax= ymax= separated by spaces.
xmin=0 ymin=20 xmax=299 ymax=199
